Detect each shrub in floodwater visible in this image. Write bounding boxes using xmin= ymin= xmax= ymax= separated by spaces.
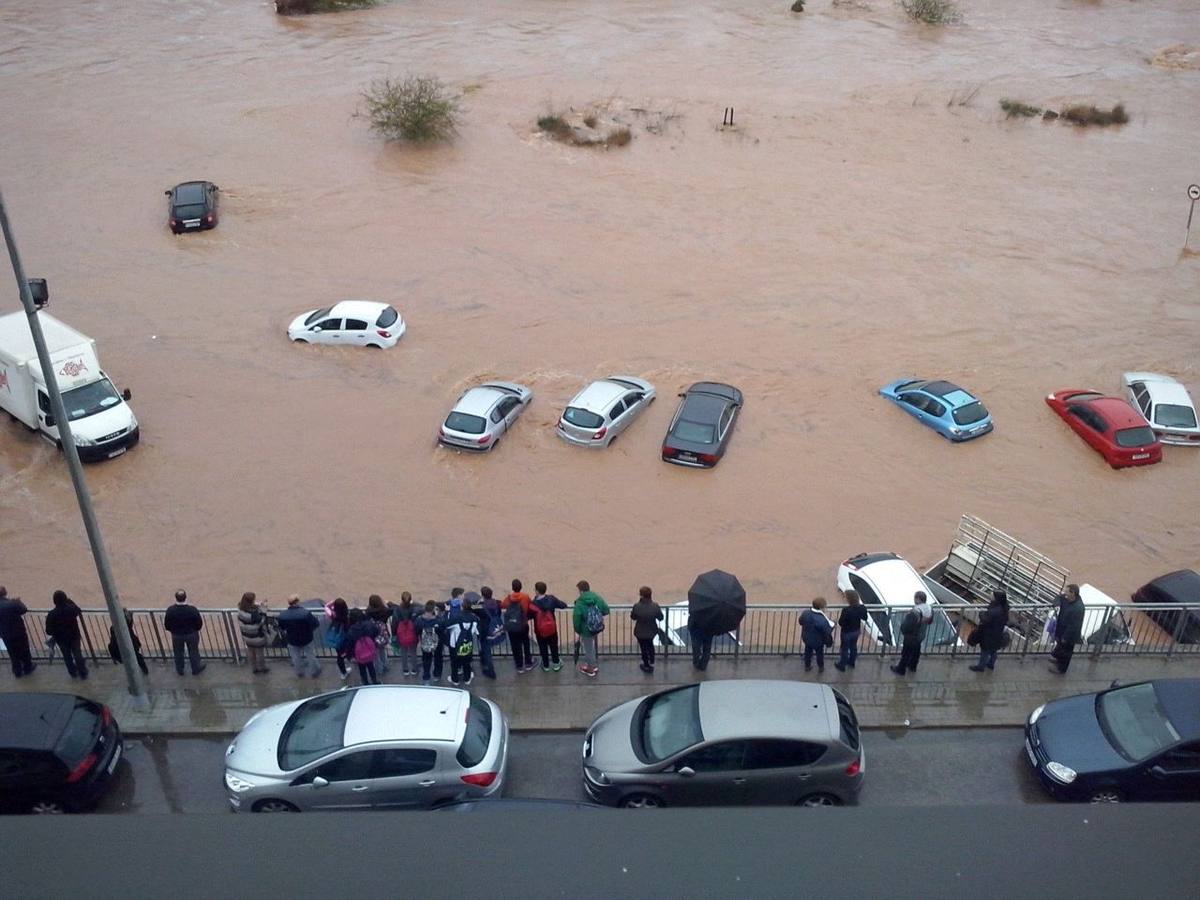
xmin=898 ymin=0 xmax=963 ymax=25
xmin=361 ymin=76 xmax=460 ymax=143
xmin=538 ymin=112 xmax=631 ymax=148
xmin=1060 ymin=103 xmax=1129 ymax=126
xmin=275 ymin=0 xmax=378 ymax=13
xmin=537 ymin=115 xmax=572 ymax=138
xmin=606 ymin=127 xmax=633 ymax=147
xmin=1000 ymin=99 xmax=1043 ymax=118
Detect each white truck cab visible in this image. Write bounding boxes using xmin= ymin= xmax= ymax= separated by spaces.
xmin=0 ymin=311 xmax=139 ymax=461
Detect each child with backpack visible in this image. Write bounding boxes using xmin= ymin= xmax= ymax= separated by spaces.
xmin=325 ymin=597 xmax=352 ymax=681
xmin=572 ymin=580 xmax=610 ymax=678
xmin=346 ymin=608 xmax=381 ymax=685
xmin=416 ymin=601 xmax=440 ymax=686
xmin=531 ymin=582 xmax=568 ymax=672
xmin=391 ymin=592 xmax=420 ymax=677
xmin=502 ymin=579 xmax=535 ymax=673
xmin=440 ymin=596 xmax=478 ymax=686
xmin=471 ymin=588 xmax=500 ymax=679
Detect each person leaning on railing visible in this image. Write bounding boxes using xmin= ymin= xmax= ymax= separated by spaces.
xmin=236 ymin=592 xmax=269 ymax=675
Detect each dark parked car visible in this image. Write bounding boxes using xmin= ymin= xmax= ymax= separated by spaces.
xmin=0 ymin=693 xmax=123 ymax=813
xmin=1132 ymin=569 xmax=1200 ymax=643
xmin=165 ymin=180 xmax=219 ymax=234
xmin=661 ymin=382 xmax=743 ymax=468
xmin=1025 ymin=678 xmax=1200 ymax=803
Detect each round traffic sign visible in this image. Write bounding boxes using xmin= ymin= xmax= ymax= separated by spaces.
xmin=1189 ymin=184 xmax=1200 ymax=201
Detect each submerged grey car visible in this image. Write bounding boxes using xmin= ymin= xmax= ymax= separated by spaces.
xmin=224 ymin=685 xmax=508 ymax=812
xmin=582 ymin=680 xmax=863 ymax=808
xmin=661 ymin=382 xmax=742 ymax=467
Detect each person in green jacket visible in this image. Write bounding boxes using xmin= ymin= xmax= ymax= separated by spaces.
xmin=572 ymin=581 xmax=610 ymax=678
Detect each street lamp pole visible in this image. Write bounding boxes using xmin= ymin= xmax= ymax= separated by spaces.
xmin=0 ymin=189 xmax=146 ymax=704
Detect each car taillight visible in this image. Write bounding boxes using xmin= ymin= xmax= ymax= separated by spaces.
xmin=845 ymin=758 xmax=861 ymax=777
xmin=697 ymin=453 xmax=717 ymax=465
xmin=66 ymin=753 xmax=98 ymax=783
xmin=169 ymin=219 xmax=177 ymax=228
xmin=477 ymin=435 xmax=492 ymax=445
xmin=376 ymin=330 xmax=390 ymax=338
xmin=461 ymin=772 xmax=498 ymax=788
xmin=662 ymin=446 xmax=677 ymax=458
xmin=203 ymin=213 xmax=214 ymax=224
xmin=100 ymin=706 xmax=112 ymax=728
xmin=592 ymin=427 xmax=607 ymax=441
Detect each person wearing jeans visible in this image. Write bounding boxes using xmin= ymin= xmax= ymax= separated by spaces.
xmin=416 ymin=601 xmax=440 ymax=685
xmin=442 ymin=596 xmax=477 ymax=686
xmin=532 ymin=582 xmax=568 ymax=672
xmin=799 ymin=597 xmax=834 ymax=674
xmin=502 ymin=580 xmax=535 ymax=672
xmin=834 ymin=590 xmax=868 ymax=673
xmin=572 ymin=581 xmax=609 ymax=677
xmin=45 ymin=590 xmax=88 ymax=680
xmin=277 ymin=595 xmax=321 ymax=678
xmin=164 ymin=589 xmax=206 ymax=676
xmin=969 ymin=591 xmax=1009 ymax=673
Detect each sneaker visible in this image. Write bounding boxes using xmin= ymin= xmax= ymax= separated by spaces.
xmin=542 ymin=665 xmax=551 ymax=672
xmin=578 ymin=664 xmax=591 ymax=675
xmin=584 ymin=666 xmax=598 ymax=678
xmin=516 ymin=667 xmax=527 ymax=675
xmin=449 ymin=678 xmax=461 ymax=686
xmin=339 ymin=669 xmax=349 ymax=681
xmin=465 ymin=674 xmax=474 ymax=685
xmin=890 ymin=665 xmax=905 ymax=675
xmin=524 ymin=664 xmax=536 ymax=673
xmin=552 ymin=662 xmax=562 ymax=672
xmin=194 ymin=664 xmax=207 ymax=675
xmin=969 ymin=664 xmax=986 ymax=672
xmin=833 ymin=662 xmax=846 ymax=673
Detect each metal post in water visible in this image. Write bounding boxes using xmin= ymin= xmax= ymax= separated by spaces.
xmin=0 ymin=189 xmax=147 ymax=705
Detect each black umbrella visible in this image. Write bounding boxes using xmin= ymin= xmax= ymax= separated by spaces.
xmin=687 ymin=570 xmax=747 ymax=636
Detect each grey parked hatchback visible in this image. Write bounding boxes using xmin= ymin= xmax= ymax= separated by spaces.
xmin=224 ymin=685 xmax=508 ymax=812
xmin=582 ymin=680 xmax=863 ymax=808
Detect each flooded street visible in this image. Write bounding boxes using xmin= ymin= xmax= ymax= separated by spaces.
xmin=1 ymin=0 xmax=1197 ymax=608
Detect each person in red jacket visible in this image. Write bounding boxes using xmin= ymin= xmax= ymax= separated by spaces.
xmin=502 ymin=579 xmax=535 ymax=672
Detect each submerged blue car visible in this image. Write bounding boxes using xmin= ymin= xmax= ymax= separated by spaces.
xmin=879 ymin=378 xmax=993 ymax=441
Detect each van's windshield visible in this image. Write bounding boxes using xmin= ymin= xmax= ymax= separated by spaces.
xmin=61 ymin=378 xmax=122 ymax=421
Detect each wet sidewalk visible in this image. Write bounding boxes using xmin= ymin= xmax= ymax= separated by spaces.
xmin=1 ymin=652 xmax=1195 ymax=734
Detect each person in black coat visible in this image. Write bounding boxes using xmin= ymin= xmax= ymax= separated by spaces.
xmin=0 ymin=586 xmax=36 ymax=677
xmin=1050 ymin=584 xmax=1085 ymax=674
xmin=45 ymin=590 xmax=88 ymax=680
xmin=163 ymin=589 xmax=206 ymax=676
xmin=109 ymin=608 xmax=150 ymax=675
xmin=969 ymin=591 xmax=1009 ymax=672
xmin=799 ymin=597 xmax=834 ymax=674
xmin=834 ymin=589 xmax=869 ymax=673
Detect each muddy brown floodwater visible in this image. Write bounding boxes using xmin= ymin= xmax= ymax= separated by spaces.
xmin=0 ymin=0 xmax=1197 ymax=611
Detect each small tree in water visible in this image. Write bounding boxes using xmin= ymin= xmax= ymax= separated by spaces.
xmin=898 ymin=0 xmax=963 ymax=24
xmin=361 ymin=76 xmax=460 ymax=143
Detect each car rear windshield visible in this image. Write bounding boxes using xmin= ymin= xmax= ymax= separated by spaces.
xmin=175 ymin=204 xmax=206 ymax=218
xmin=1096 ymin=682 xmax=1181 ymax=762
xmin=305 ymin=306 xmax=333 ymax=326
xmin=1154 ymin=404 xmax=1197 ymax=429
xmin=278 ymin=691 xmax=354 ymax=771
xmin=672 ymin=420 xmax=715 ymax=445
xmin=376 ymin=307 xmax=399 ymax=328
xmin=637 ymin=686 xmax=703 ymax=763
xmin=444 ymin=412 xmax=486 ymax=435
xmin=54 ymin=699 xmax=101 ymax=766
xmin=833 ymin=690 xmax=860 ymax=751
xmin=562 ymin=407 xmax=604 ymax=429
xmin=456 ymin=695 xmax=493 ymax=769
xmin=952 ymin=401 xmax=988 ymax=426
xmin=1114 ymin=426 xmax=1156 ymax=448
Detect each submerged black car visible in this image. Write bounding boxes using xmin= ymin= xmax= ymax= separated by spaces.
xmin=1024 ymin=678 xmax=1200 ymax=803
xmin=0 ymin=693 xmax=123 ymax=813
xmin=165 ymin=180 xmax=219 ymax=234
xmin=1132 ymin=569 xmax=1200 ymax=644
xmin=661 ymin=382 xmax=743 ymax=468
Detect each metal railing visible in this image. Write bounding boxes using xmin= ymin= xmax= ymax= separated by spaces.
xmin=3 ymin=601 xmax=1198 ymax=666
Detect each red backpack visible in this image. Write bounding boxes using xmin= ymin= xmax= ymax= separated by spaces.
xmin=534 ymin=605 xmax=557 ymax=638
xmin=395 ymin=617 xmax=418 ymax=648
xmin=354 ymin=634 xmax=377 ymax=664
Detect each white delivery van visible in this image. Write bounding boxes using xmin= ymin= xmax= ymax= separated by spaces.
xmin=0 ymin=311 xmax=139 ymax=461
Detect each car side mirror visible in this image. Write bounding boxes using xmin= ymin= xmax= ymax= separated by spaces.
xmin=1110 ymin=680 xmax=1122 ymax=689
xmin=1149 ymin=766 xmax=1168 ymax=779
xmin=164 ymin=190 xmax=171 ymax=196
xmin=677 ymin=392 xmax=685 ymax=398
xmin=676 ymin=766 xmax=696 ymax=778
xmin=122 ymin=388 xmax=132 ymax=401
xmin=312 ymin=776 xmax=329 ymax=788
xmin=44 ymin=415 xmax=55 ymax=427
xmin=310 ymin=325 xmax=321 ymax=332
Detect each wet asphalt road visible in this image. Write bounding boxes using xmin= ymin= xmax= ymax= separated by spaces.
xmin=92 ymin=728 xmax=1049 ymax=814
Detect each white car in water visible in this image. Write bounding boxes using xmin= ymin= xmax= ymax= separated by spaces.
xmin=439 ymin=382 xmax=533 ymax=452
xmin=556 ymin=376 xmax=656 ymax=448
xmin=836 ymin=552 xmax=962 ymax=648
xmin=287 ymin=301 xmax=406 ymax=349
xmin=1121 ymin=372 xmax=1199 ymax=446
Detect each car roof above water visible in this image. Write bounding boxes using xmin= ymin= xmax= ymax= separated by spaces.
xmin=342 ymin=686 xmax=467 ymax=746
xmin=697 ymin=680 xmax=836 ymax=744
xmin=327 ymin=300 xmax=390 ymax=321
xmin=570 ymin=380 xmax=627 ymax=413
xmin=456 ymin=386 xmax=506 ymax=416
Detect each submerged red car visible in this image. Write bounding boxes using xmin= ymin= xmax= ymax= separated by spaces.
xmin=1045 ymin=390 xmax=1162 ymax=468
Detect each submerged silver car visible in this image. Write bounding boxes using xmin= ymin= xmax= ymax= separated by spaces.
xmin=438 ymin=381 xmax=533 ymax=452
xmin=582 ymin=680 xmax=863 ymax=808
xmin=557 ymin=376 xmax=656 ymax=448
xmin=224 ymin=686 xmax=508 ymax=812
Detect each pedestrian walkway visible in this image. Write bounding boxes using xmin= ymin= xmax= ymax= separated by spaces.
xmin=1 ymin=652 xmax=1195 ymax=734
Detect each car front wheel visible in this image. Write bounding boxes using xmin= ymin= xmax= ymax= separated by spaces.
xmin=796 ymin=793 xmax=842 ymax=807
xmin=619 ymin=793 xmax=664 ymax=809
xmin=1087 ymin=788 xmax=1123 ymax=804
xmin=252 ymin=798 xmax=299 ymax=813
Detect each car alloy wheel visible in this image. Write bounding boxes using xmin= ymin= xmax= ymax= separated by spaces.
xmin=30 ymin=800 xmax=67 ymax=814
xmin=1087 ymin=789 xmax=1123 ymax=804
xmin=619 ymin=793 xmax=664 ymax=809
xmin=253 ymin=799 xmax=299 ymax=813
xmin=797 ymin=793 xmax=841 ymax=808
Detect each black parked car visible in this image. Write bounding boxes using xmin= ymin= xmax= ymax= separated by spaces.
xmin=165 ymin=180 xmax=219 ymax=234
xmin=661 ymin=382 xmax=743 ymax=468
xmin=1132 ymin=569 xmax=1200 ymax=643
xmin=0 ymin=693 xmax=123 ymax=813
xmin=1024 ymin=678 xmax=1200 ymax=803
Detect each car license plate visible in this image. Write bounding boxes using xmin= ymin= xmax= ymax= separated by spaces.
xmin=107 ymin=743 xmax=122 ymax=775
xmin=106 ymin=446 xmax=127 ymax=459
xmin=678 ymin=452 xmax=696 ymax=461
xmin=1132 ymin=453 xmax=1150 ymax=460
xmin=1025 ymin=739 xmax=1037 ymax=768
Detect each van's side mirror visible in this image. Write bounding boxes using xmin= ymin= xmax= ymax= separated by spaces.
xmin=312 ymin=776 xmax=329 ymax=789
xmin=44 ymin=415 xmax=55 ymax=427
xmin=122 ymin=388 xmax=132 ymax=401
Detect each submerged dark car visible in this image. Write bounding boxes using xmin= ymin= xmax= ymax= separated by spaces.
xmin=0 ymin=693 xmax=123 ymax=813
xmin=165 ymin=180 xmax=219 ymax=234
xmin=661 ymin=382 xmax=743 ymax=468
xmin=1024 ymin=678 xmax=1200 ymax=803
xmin=1132 ymin=569 xmax=1200 ymax=644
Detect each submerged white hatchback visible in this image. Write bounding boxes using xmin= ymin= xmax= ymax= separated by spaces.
xmin=224 ymin=686 xmax=508 ymax=812
xmin=1121 ymin=372 xmax=1199 ymax=446
xmin=557 ymin=376 xmax=656 ymax=448
xmin=439 ymin=381 xmax=533 ymax=451
xmin=287 ymin=300 xmax=406 ymax=349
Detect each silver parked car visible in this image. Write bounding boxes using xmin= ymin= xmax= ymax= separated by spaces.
xmin=438 ymin=381 xmax=533 ymax=452
xmin=224 ymin=686 xmax=508 ymax=812
xmin=582 ymin=680 xmax=863 ymax=808
xmin=557 ymin=376 xmax=656 ymax=448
